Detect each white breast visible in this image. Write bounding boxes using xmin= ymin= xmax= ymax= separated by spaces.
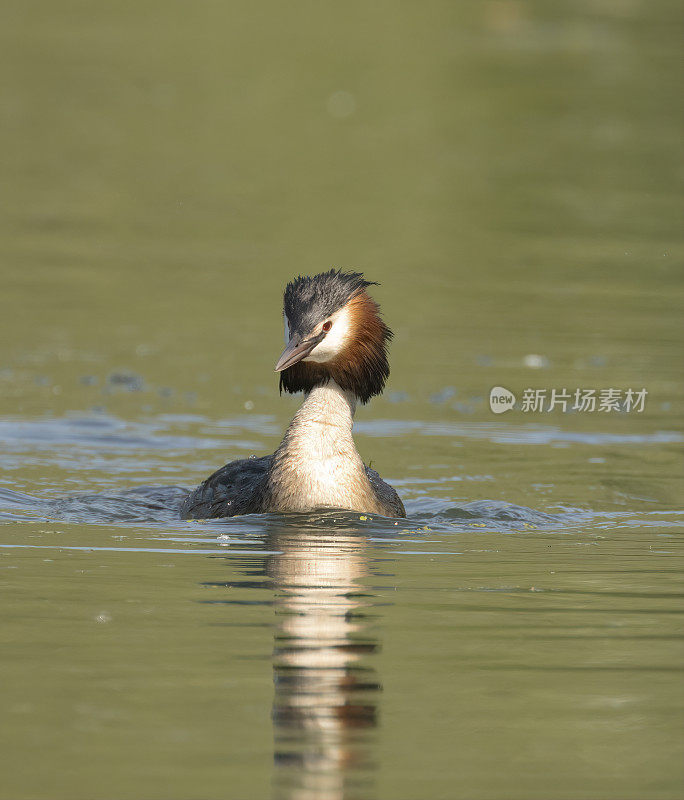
xmin=267 ymin=382 xmax=378 ymax=513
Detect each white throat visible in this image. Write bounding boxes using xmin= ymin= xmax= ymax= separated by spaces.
xmin=266 ymin=381 xmax=380 ymax=513
xmin=287 ymin=380 xmax=357 ymax=437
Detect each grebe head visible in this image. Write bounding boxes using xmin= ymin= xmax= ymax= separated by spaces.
xmin=274 ymin=269 xmax=393 ymax=403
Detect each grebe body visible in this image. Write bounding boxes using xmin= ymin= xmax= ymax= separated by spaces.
xmin=180 ymin=270 xmax=405 ymax=519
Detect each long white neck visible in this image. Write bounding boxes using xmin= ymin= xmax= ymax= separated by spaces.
xmin=289 ymin=380 xmax=357 ymax=439
xmin=266 ymin=381 xmax=381 ymax=513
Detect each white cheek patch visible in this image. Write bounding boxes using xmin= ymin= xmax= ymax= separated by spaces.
xmin=304 ymin=306 xmax=352 ymax=363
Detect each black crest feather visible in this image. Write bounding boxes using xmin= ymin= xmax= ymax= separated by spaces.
xmin=282 ymin=269 xmax=376 ymax=338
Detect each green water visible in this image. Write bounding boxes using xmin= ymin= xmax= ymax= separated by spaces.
xmin=1 ymin=2 xmax=682 ymax=799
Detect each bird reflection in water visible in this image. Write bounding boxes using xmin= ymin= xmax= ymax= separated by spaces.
xmin=266 ymin=526 xmax=380 ymax=800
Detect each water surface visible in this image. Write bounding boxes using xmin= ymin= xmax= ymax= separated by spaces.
xmin=1 ymin=2 xmax=682 ymax=799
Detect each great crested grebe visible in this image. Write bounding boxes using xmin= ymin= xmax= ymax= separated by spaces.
xmin=180 ymin=269 xmax=405 ymax=519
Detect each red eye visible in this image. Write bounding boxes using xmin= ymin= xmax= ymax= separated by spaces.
xmin=322 ymin=321 xmax=332 ymax=332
